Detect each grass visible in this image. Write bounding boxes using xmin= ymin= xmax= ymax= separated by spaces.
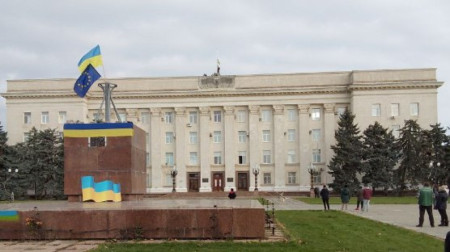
xmin=92 ymin=210 xmax=442 ymax=252
xmin=297 ymin=196 xmax=418 ymax=204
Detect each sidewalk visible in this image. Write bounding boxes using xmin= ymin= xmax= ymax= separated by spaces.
xmin=266 ymin=196 xmax=449 ymax=240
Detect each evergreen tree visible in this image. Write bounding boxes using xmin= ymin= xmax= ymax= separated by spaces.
xmin=16 ymin=128 xmax=64 ymax=199
xmin=328 ymin=110 xmax=363 ymax=192
xmin=395 ymin=120 xmax=425 ymax=194
xmin=361 ymin=122 xmax=398 ymax=192
xmin=0 ymin=123 xmax=11 ymax=200
xmin=424 ymin=124 xmax=448 ymax=186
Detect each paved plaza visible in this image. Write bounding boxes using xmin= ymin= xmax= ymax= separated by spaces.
xmin=0 ymin=196 xmax=448 ymax=251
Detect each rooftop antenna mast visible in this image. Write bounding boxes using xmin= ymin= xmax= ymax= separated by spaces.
xmin=97 ymin=82 xmax=121 ymax=123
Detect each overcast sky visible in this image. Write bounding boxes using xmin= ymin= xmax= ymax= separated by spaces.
xmin=1 ymin=0 xmax=450 ymax=130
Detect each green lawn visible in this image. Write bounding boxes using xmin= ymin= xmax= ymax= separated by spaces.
xmin=297 ymin=196 xmax=418 ymax=204
xmin=92 ymin=210 xmax=442 ymax=252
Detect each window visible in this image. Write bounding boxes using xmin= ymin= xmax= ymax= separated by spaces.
xmin=93 ymin=113 xmax=102 ymax=122
xmin=213 ymin=111 xmax=222 ymax=122
xmin=287 ymin=150 xmax=296 ymax=164
xmin=23 ymin=132 xmax=30 ymax=142
xmin=410 ymin=103 xmax=419 ymax=116
xmin=118 ymin=113 xmax=127 ymax=122
xmin=263 ymin=173 xmax=271 ymax=184
xmin=288 ymin=172 xmax=297 ymax=184
xmin=372 ymin=104 xmax=381 ymax=116
xmin=213 ymin=131 xmax=222 ymax=143
xmin=238 ymin=151 xmax=247 ymax=164
xmin=336 ymin=107 xmax=346 ymax=116
xmin=140 ymin=112 xmax=150 ymax=124
xmin=262 ymin=130 xmax=271 ymax=142
xmin=313 ymin=172 xmax=321 ymax=184
xmin=287 ymin=129 xmax=295 ymax=142
xmin=287 ymin=109 xmax=297 ymax=121
xmin=311 ymin=129 xmax=321 ymax=142
xmin=311 ymin=108 xmax=321 ymax=120
xmin=214 ymin=152 xmax=222 ymax=164
xmin=238 ymin=131 xmax=247 ymax=143
xmin=58 ymin=111 xmax=66 ymax=124
xmin=165 ymin=174 xmax=172 ymax=186
xmin=261 ymin=109 xmax=272 ymax=122
xmin=263 ymin=150 xmax=271 ymax=164
xmin=146 ymin=133 xmax=150 ymax=146
xmin=190 ymin=152 xmax=198 ymax=165
xmin=89 ymin=137 xmax=106 ymax=147
xmin=165 ymin=112 xmax=174 ymax=124
xmin=24 ymin=112 xmax=31 ymax=124
xmin=41 ymin=112 xmax=49 ymax=124
xmin=189 ymin=111 xmax=198 ymax=124
xmin=391 ymin=103 xmax=399 ymax=117
xmin=237 ymin=110 xmax=247 ymax=122
xmin=312 ymin=149 xmax=321 ymax=163
xmin=165 ymin=132 xmax=174 ymax=144
xmin=146 ymin=152 xmax=150 ymax=166
xmin=392 ymin=125 xmax=400 ymax=138
xmin=165 ymin=152 xmax=174 ymax=166
xmin=189 ymin=132 xmax=198 ymax=144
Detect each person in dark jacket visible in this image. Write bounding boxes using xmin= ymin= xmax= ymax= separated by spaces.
xmin=355 ymin=186 xmax=364 ymax=211
xmin=436 ymin=185 xmax=448 ymax=226
xmin=320 ymin=185 xmax=330 ymax=210
xmin=341 ymin=185 xmax=350 ymax=210
xmin=228 ymin=188 xmax=236 ymax=199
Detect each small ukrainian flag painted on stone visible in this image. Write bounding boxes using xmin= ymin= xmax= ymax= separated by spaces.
xmin=0 ymin=211 xmax=19 ymax=222
xmin=81 ymin=176 xmax=121 ymax=202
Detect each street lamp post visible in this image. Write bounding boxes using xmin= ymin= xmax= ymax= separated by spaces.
xmin=307 ymin=163 xmax=316 ymax=198
xmin=2 ymin=168 xmax=18 ymax=202
xmin=170 ymin=166 xmax=178 ymax=193
xmin=429 ymin=161 xmax=441 ymax=185
xmin=253 ymin=164 xmax=260 ymax=191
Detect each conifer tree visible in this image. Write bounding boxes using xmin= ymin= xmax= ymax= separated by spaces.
xmin=395 ymin=120 xmax=424 ymax=194
xmin=328 ymin=110 xmax=363 ymax=192
xmin=361 ymin=122 xmax=398 ymax=192
xmin=424 ymin=123 xmax=448 ymax=185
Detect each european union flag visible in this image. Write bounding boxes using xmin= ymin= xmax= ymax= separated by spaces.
xmin=73 ymin=64 xmax=101 ymax=98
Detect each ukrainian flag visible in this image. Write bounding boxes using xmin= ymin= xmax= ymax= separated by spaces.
xmin=63 ymin=122 xmax=134 ymax=138
xmin=82 ymin=176 xmax=121 ymax=202
xmin=78 ymin=45 xmax=103 ymax=72
xmin=0 ymin=211 xmax=19 ymax=222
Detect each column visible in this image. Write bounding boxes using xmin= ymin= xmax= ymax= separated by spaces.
xmin=199 ymin=106 xmax=212 ymax=192
xmin=149 ymin=108 xmax=162 ymax=193
xmin=224 ymin=106 xmax=235 ymax=191
xmin=298 ymin=104 xmax=310 ymax=190
xmin=323 ymin=103 xmax=335 ymax=185
xmin=175 ymin=107 xmax=187 ymax=192
xmin=248 ymin=105 xmax=260 ymax=191
xmin=273 ymin=105 xmax=285 ymax=191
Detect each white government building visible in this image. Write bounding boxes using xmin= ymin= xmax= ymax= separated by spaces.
xmin=1 ymin=68 xmax=443 ymax=193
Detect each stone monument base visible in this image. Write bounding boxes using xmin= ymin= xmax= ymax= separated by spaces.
xmin=0 ymin=199 xmax=264 ymax=240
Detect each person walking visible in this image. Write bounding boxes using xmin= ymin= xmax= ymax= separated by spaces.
xmin=341 ymin=185 xmax=350 ymax=210
xmin=320 ymin=185 xmax=330 ymax=210
xmin=416 ymin=182 xmax=435 ymax=227
xmin=355 ymin=186 xmax=364 ymax=211
xmin=362 ymin=184 xmax=373 ymax=212
xmin=435 ymin=185 xmax=448 ymax=226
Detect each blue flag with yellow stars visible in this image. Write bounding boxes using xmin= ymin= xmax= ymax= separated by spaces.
xmin=74 ymin=64 xmax=101 ymax=97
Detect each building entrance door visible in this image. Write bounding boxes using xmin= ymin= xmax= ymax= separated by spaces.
xmin=237 ymin=172 xmax=249 ymax=191
xmin=212 ymin=172 xmax=224 ymax=192
xmin=188 ymin=173 xmax=200 ymax=192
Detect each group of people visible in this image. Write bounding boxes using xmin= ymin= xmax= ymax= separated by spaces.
xmin=416 ymin=182 xmax=448 ymax=227
xmin=318 ymin=184 xmax=373 ymax=211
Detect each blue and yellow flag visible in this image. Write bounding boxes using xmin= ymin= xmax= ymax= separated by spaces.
xmin=74 ymin=64 xmax=101 ymax=98
xmin=78 ymin=45 xmax=103 ymax=72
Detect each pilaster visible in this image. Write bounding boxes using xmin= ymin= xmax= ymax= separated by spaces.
xmin=248 ymin=105 xmax=260 ymax=191
xmin=323 ymin=103 xmax=335 ymax=185
xmin=298 ymin=104 xmax=310 ymax=189
xmin=199 ymin=106 xmax=212 ymax=192
xmin=149 ymin=108 xmax=163 ymax=192
xmin=273 ymin=105 xmax=285 ymax=191
xmin=224 ymin=106 xmax=235 ymax=191
xmin=175 ymin=107 xmax=187 ymax=192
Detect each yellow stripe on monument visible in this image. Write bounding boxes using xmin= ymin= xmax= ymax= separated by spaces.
xmin=64 ymin=128 xmax=134 ymax=138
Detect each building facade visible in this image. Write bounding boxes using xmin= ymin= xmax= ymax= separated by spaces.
xmin=1 ymin=68 xmax=443 ymax=193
